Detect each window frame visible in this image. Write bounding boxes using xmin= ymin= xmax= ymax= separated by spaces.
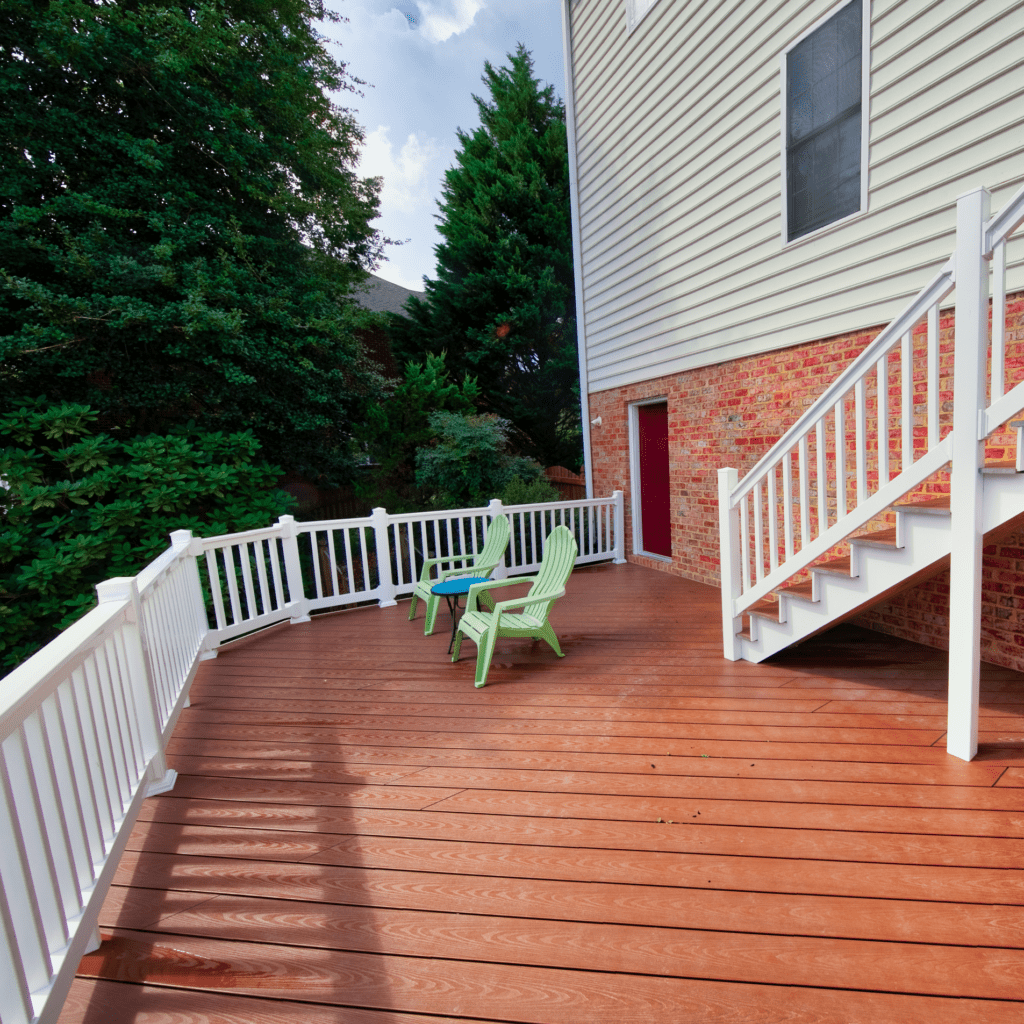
xmin=780 ymin=0 xmax=872 ymax=246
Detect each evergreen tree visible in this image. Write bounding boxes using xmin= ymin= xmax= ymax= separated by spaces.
xmin=0 ymin=0 xmax=387 ymax=484
xmin=389 ymin=44 xmax=581 ymax=470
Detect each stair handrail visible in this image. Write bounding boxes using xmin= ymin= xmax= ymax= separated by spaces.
xmin=720 ymin=180 xmax=1024 ymax=661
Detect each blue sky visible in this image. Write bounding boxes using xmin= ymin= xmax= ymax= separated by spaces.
xmin=323 ymin=1 xmax=566 ymax=291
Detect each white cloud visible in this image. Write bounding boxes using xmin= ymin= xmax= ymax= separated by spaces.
xmin=360 ymin=126 xmax=441 ymax=215
xmin=416 ymin=0 xmax=486 ymax=43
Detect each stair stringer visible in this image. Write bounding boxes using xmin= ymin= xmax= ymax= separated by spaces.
xmin=738 ymin=472 xmax=1024 ymax=663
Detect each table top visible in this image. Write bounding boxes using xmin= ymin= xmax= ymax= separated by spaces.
xmin=430 ymin=576 xmax=492 ymax=596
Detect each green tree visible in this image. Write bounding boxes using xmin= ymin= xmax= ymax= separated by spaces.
xmin=0 ymin=399 xmax=296 ymax=671
xmin=389 ymin=44 xmax=581 ymax=470
xmin=0 ymin=0 xmax=386 ymax=484
xmin=353 ymin=352 xmax=480 ymax=512
xmin=415 ymin=411 xmax=546 ymax=510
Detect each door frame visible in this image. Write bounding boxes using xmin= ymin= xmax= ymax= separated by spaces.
xmin=628 ymin=397 xmax=672 ymax=562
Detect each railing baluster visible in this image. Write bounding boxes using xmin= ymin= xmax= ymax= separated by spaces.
xmin=224 ymin=545 xmax=243 ymax=625
xmin=798 ymin=435 xmax=810 ymax=547
xmin=239 ymin=541 xmax=258 ymax=618
xmin=254 ymin=538 xmax=272 ymax=615
xmin=855 ymin=377 xmax=867 ymax=503
xmin=309 ymin=530 xmax=325 ymax=599
xmin=754 ymin=481 xmax=764 ymax=582
xmin=269 ymin=537 xmax=286 ymax=609
xmin=341 ymin=526 xmax=356 ymax=595
xmin=992 ymin=238 xmax=1006 ymax=399
xmin=877 ymin=355 xmax=889 ymax=485
xmin=901 ymin=331 xmax=913 ymax=471
xmin=325 ymin=528 xmax=339 ymax=595
xmin=815 ymin=419 xmax=826 ymax=536
xmin=767 ymin=465 xmax=779 ymax=573
xmin=835 ymin=400 xmax=847 ymax=519
xmin=357 ymin=525 xmax=372 ymax=591
xmin=928 ymin=303 xmax=939 ymax=447
xmin=204 ymin=549 xmax=227 ymax=630
xmin=740 ymin=495 xmax=751 ymax=592
xmin=783 ymin=451 xmax=794 ymax=560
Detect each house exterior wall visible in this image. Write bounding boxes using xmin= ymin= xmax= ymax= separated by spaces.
xmin=567 ymin=0 xmax=1024 ymax=395
xmin=588 ymin=291 xmax=1024 ymax=672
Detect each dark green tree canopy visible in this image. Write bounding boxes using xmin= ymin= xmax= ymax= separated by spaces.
xmin=389 ymin=44 xmax=581 ymax=469
xmin=0 ymin=0 xmax=387 ymax=483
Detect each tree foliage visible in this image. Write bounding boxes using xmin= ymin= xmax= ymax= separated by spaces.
xmin=353 ymin=352 xmax=480 ymax=512
xmin=389 ymin=44 xmax=581 ymax=470
xmin=0 ymin=399 xmax=295 ymax=671
xmin=0 ymin=0 xmax=387 ymax=483
xmin=415 ymin=411 xmax=546 ymax=510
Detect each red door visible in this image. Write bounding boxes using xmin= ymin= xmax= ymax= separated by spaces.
xmin=637 ymin=403 xmax=671 ymax=557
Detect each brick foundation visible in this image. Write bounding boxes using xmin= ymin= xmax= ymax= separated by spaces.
xmin=588 ymin=292 xmax=1024 ymax=672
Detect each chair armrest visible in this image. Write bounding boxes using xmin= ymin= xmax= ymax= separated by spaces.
xmin=417 ymin=554 xmax=474 ymax=583
xmin=493 ymin=588 xmax=565 ymax=616
xmin=465 ymin=576 xmax=532 ymax=612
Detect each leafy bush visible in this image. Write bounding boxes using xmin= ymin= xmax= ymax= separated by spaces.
xmin=0 ymin=399 xmax=295 ymax=671
xmin=500 ymin=474 xmax=559 ymax=506
xmin=415 ymin=412 xmax=544 ymax=509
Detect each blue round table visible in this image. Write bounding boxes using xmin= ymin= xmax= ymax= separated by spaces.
xmin=430 ymin=576 xmax=492 ymax=653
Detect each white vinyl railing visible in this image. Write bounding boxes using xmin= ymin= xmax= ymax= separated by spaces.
xmin=0 ymin=492 xmax=624 ymax=1024
xmin=719 ymin=181 xmax=1024 ymax=761
xmin=719 ymin=181 xmax=1024 ymax=652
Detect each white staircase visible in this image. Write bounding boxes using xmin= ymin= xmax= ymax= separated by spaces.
xmin=718 ymin=183 xmax=1024 ymax=762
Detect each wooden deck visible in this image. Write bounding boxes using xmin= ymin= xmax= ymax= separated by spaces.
xmin=58 ymin=561 xmax=1024 ymax=1023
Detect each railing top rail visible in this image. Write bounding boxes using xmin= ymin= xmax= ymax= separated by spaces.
xmin=731 ymin=257 xmax=955 ymax=503
xmin=0 ymin=598 xmax=128 ymax=742
xmin=135 ymin=531 xmax=191 ymax=593
xmin=985 ymin=179 xmax=1024 ymax=250
xmin=196 ymin=523 xmax=290 ymax=548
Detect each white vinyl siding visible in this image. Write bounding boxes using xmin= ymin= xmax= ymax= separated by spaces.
xmin=567 ymin=0 xmax=1024 ymax=395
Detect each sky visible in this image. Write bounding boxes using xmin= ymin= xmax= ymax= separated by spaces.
xmin=322 ymin=1 xmax=566 ymax=292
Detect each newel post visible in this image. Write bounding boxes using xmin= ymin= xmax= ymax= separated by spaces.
xmin=487 ymin=498 xmax=509 ymax=579
xmin=371 ymin=507 xmax=398 ymax=608
xmin=95 ymin=577 xmax=177 ymax=795
xmin=612 ymin=489 xmax=627 ymax=563
xmin=947 ymin=186 xmax=991 ymax=762
xmin=276 ymin=515 xmax=311 ymax=624
xmin=718 ymin=468 xmax=742 ymax=661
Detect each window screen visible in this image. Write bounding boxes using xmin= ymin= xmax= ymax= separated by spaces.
xmin=786 ymin=0 xmax=862 ymax=240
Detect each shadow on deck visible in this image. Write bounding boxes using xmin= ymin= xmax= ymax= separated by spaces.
xmin=59 ymin=561 xmax=1024 ymax=1023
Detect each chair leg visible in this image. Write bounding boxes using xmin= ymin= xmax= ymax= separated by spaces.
xmin=408 ymin=593 xmax=419 ymax=621
xmin=474 ymin=627 xmax=499 ymax=688
xmin=424 ymin=594 xmax=439 ymax=636
xmin=451 ymin=627 xmax=464 ymax=661
xmin=536 ymin=622 xmax=564 ymax=657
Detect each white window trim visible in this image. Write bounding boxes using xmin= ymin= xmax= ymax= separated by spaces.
xmin=625 ymin=0 xmax=660 ymax=35
xmin=779 ymin=0 xmax=872 ymax=247
xmin=628 ymin=397 xmax=672 ymax=562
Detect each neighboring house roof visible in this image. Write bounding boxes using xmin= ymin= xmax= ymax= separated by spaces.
xmin=353 ymin=274 xmax=424 ymax=317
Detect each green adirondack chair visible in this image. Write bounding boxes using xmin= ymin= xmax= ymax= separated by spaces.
xmin=408 ymin=513 xmax=511 ymax=635
xmin=452 ymin=524 xmax=578 ymax=688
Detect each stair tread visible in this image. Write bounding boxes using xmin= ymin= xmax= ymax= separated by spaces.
xmin=983 ymin=459 xmax=1018 ymax=474
xmin=775 ymin=579 xmax=815 ymax=601
xmin=849 ymin=527 xmax=899 ymax=547
xmin=893 ymin=495 xmax=950 ymax=513
xmin=747 ymin=597 xmax=780 ymax=621
xmin=811 ymin=555 xmax=856 ymax=577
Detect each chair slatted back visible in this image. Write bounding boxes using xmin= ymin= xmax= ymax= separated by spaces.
xmin=478 ymin=514 xmax=510 ymax=567
xmin=527 ymin=525 xmax=578 ymax=599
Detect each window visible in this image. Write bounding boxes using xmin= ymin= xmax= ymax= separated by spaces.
xmin=783 ymin=0 xmax=867 ymax=242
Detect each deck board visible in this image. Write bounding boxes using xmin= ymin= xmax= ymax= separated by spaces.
xmin=60 ymin=561 xmax=1024 ymax=1023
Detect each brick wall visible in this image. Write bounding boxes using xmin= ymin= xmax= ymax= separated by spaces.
xmin=588 ymin=291 xmax=1024 ymax=672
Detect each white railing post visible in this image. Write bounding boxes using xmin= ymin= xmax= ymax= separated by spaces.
xmin=947 ymin=186 xmax=991 ymax=762
xmin=275 ymin=515 xmax=311 ymax=624
xmin=718 ymin=469 xmax=741 ymax=660
xmin=94 ymin=577 xmax=176 ymax=795
xmin=612 ymin=489 xmax=627 ymax=563
xmin=487 ymin=498 xmax=509 ymax=579
xmin=371 ymin=507 xmax=398 ymax=608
